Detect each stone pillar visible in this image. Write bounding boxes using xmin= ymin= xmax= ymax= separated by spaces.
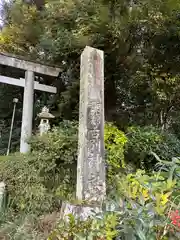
xmin=20 ymin=70 xmax=34 ymax=153
xmin=76 ymin=46 xmax=105 ymax=205
xmin=0 ymin=182 xmax=6 ymax=213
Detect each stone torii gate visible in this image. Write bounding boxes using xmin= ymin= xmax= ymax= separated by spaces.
xmin=0 ymin=53 xmax=61 ymax=153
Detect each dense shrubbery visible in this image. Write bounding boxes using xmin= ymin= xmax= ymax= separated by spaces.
xmin=49 ymin=160 xmax=180 ymax=240
xmin=0 ymin=122 xmax=179 ymax=214
xmin=0 ymin=121 xmax=78 ymax=215
xmin=125 ymin=126 xmax=180 ymax=170
xmin=0 ymin=121 xmax=179 ymax=239
xmin=104 ymin=123 xmax=127 ymax=182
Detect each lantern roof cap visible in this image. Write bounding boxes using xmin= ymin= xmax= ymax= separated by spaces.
xmin=37 ymin=106 xmax=55 ymax=119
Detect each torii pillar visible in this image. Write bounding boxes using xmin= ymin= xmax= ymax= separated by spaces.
xmin=20 ymin=70 xmax=34 ymax=153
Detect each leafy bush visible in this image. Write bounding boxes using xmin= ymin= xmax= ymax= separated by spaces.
xmin=0 ymin=121 xmax=78 ymax=214
xmin=0 ymin=153 xmax=54 ymax=214
xmin=107 ymin=161 xmax=180 ymax=239
xmin=1 ymin=121 xmax=179 ymax=239
xmin=3 ymin=122 xmax=179 ymax=215
xmin=104 ymin=123 xmax=127 ymax=182
xmin=0 ymin=214 xmax=43 ymax=240
xmin=126 ymin=125 xmax=180 ymax=169
xmin=49 ymin=159 xmax=180 ymax=240
xmin=49 ymin=213 xmax=118 ymax=240
xmin=154 ymin=155 xmax=180 ymax=205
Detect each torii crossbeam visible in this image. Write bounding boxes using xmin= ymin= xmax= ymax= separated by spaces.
xmin=0 ymin=76 xmax=57 ymax=93
xmin=0 ymin=53 xmax=62 ymax=153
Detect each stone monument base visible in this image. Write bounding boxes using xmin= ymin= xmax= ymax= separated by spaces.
xmin=60 ymin=201 xmax=102 ymax=222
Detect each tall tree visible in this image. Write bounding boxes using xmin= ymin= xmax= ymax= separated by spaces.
xmin=1 ymin=0 xmax=180 ymax=154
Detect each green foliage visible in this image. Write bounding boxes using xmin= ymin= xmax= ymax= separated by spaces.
xmin=108 ymin=162 xmax=180 ymax=239
xmin=2 ymin=0 xmax=180 ymax=129
xmin=105 ymin=123 xmax=127 ymax=181
xmin=0 ymin=1 xmax=42 ymax=55
xmin=0 ymin=121 xmax=78 ymax=214
xmin=48 ymin=159 xmax=180 ymax=240
xmin=1 ymin=121 xmax=179 ymax=217
xmin=2 ymin=0 xmax=180 ymax=150
xmin=0 ymin=153 xmax=54 ymax=213
xmin=49 ymin=213 xmax=118 ymax=240
xmin=115 ymin=169 xmax=176 ymax=215
xmin=154 ymin=154 xmax=180 ymax=204
xmin=30 ymin=120 xmax=78 ymax=166
xmin=0 ymin=211 xmax=61 ymax=240
xmin=0 ymin=120 xmax=179 ymax=239
xmin=0 ymin=214 xmax=44 ymax=240
xmin=126 ymin=125 xmax=180 ymax=169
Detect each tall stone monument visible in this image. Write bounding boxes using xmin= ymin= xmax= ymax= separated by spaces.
xmin=61 ymin=46 xmax=105 ymax=221
xmin=76 ymin=46 xmax=106 ymax=205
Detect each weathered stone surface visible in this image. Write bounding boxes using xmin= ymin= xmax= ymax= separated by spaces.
xmin=60 ymin=202 xmax=101 ymax=222
xmin=37 ymin=106 xmax=55 ymax=119
xmin=76 ymin=46 xmax=105 ymax=205
xmin=0 ymin=53 xmax=61 ymax=76
xmin=0 ymin=75 xmax=57 ymax=93
xmin=20 ymin=70 xmax=34 ymax=153
xmin=38 ymin=106 xmax=55 ymax=136
xmin=0 ymin=182 xmax=6 ymax=213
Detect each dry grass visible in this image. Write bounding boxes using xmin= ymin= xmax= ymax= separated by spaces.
xmin=0 ymin=211 xmax=61 ymax=240
xmin=37 ymin=211 xmax=61 ymax=238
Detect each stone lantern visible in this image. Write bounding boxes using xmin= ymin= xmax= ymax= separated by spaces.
xmin=37 ymin=106 xmax=55 ymax=136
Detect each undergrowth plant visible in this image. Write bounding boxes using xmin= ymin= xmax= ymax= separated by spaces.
xmin=0 ymin=121 xmax=78 ymax=214
xmin=126 ymin=126 xmax=180 ymax=170
xmin=0 ymin=121 xmax=179 ymax=239
xmin=104 ymin=123 xmax=127 ymax=182
xmin=48 ymin=156 xmax=180 ymax=240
